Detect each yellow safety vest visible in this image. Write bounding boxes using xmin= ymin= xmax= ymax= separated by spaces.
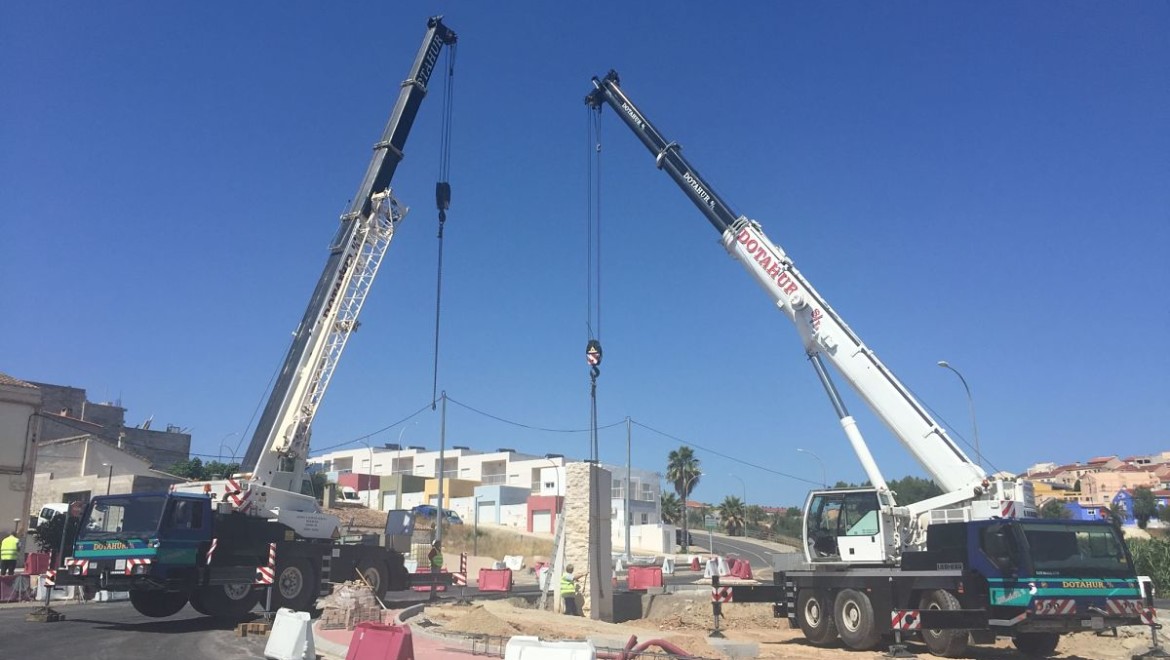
xmin=560 ymin=574 xmax=576 ymax=595
xmin=430 ymin=551 xmax=444 ymax=570
xmin=0 ymin=535 xmax=19 ymax=560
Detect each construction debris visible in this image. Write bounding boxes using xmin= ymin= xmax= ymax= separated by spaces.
xmin=316 ymin=580 xmax=382 ymax=630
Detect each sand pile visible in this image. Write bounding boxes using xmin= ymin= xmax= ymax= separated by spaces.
xmin=444 ymin=605 xmax=518 ymax=638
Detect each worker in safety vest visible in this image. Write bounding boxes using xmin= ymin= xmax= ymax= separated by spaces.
xmin=428 ymin=540 xmax=444 ymax=571
xmin=560 ymin=563 xmax=585 ymax=616
xmin=0 ymin=530 xmax=20 ymax=576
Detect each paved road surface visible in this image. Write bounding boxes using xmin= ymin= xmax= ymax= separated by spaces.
xmin=691 ymin=532 xmax=795 ymax=574
xmin=0 ymin=601 xmax=269 ymax=660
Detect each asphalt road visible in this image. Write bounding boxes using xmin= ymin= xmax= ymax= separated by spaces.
xmin=0 ymin=601 xmax=270 ymax=660
xmin=690 ymin=531 xmax=791 ymax=573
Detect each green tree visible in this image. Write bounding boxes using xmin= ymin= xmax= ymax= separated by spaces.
xmin=666 ymin=446 xmax=701 ymax=501
xmin=660 ymin=492 xmax=682 ymax=525
xmin=166 ymin=458 xmax=240 ymax=481
xmin=718 ymin=496 xmax=746 ymax=536
xmin=1040 ymin=499 xmax=1071 ymax=519
xmin=1133 ymin=487 xmax=1160 ymax=529
xmin=167 ymin=457 xmax=205 ymax=479
xmin=745 ymin=504 xmax=765 ymax=535
xmin=32 ymin=513 xmax=81 ymax=560
xmin=1107 ymin=503 xmax=1127 ymax=530
xmin=886 ymin=476 xmax=944 ymax=505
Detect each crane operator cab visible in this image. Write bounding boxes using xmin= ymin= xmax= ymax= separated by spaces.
xmin=803 ymin=488 xmax=900 ymax=565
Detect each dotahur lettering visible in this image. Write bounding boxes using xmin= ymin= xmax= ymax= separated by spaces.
xmin=1062 ymin=580 xmax=1107 ymax=589
xmin=736 ymin=228 xmax=797 ymax=295
xmin=620 ymin=102 xmax=645 ymax=130
xmin=682 ymin=171 xmax=716 ymax=210
xmin=417 ymin=36 xmax=443 ymax=85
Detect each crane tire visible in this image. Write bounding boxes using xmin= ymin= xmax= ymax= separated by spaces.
xmin=129 ymin=590 xmax=189 ymax=618
xmin=190 ymin=583 xmax=259 ymax=618
xmin=273 ymin=557 xmax=318 ymax=612
xmin=919 ymin=589 xmax=970 ymax=657
xmin=1013 ymin=632 xmax=1060 ymax=657
xmin=796 ymin=589 xmax=838 ymax=647
xmin=834 ymin=588 xmax=882 ymax=650
xmin=356 ymin=559 xmax=389 ymax=597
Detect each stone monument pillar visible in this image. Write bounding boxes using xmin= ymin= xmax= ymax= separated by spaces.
xmin=563 ymin=461 xmax=613 ymax=621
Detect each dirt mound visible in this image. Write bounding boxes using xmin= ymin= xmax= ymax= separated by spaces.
xmin=444 ymin=605 xmax=518 ymax=638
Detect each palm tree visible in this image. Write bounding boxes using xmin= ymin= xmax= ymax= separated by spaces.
xmin=666 ymin=445 xmax=701 ymax=550
xmin=660 ymin=492 xmax=682 ymax=525
xmin=718 ymin=495 xmax=746 ymax=536
xmin=666 ymin=446 xmax=701 ymax=500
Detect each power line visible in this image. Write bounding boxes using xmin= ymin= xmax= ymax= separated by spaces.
xmin=446 ymin=395 xmax=624 ymax=433
xmin=630 ymin=420 xmax=823 ymax=488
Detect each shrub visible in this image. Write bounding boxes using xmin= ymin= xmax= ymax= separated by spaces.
xmin=1127 ymin=537 xmax=1170 ymax=595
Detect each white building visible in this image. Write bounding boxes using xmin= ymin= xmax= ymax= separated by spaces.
xmin=310 ymin=444 xmax=662 ymax=528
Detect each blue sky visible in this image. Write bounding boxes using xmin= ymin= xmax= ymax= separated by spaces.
xmin=3 ymin=3 xmax=1167 ymax=508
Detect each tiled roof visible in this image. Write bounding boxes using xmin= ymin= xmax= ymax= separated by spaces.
xmin=1087 ymin=456 xmax=1117 ymax=464
xmin=0 ymin=372 xmax=38 ymax=389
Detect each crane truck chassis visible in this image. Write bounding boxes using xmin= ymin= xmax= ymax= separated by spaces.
xmin=56 ymin=492 xmax=441 ymax=618
xmin=586 ymin=70 xmax=1154 ymax=656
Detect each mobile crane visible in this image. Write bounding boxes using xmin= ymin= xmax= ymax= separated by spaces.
xmin=587 ymin=70 xmax=1149 ymax=657
xmin=55 ymin=16 xmax=457 ymax=620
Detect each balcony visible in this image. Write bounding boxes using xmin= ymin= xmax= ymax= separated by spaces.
xmin=481 ymin=473 xmax=507 ymax=486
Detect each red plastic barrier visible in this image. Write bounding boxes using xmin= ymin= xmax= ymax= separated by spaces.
xmin=477 ymin=568 xmax=513 ymax=592
xmin=410 ymin=566 xmax=448 ymax=592
xmin=627 ymin=565 xmax=664 ymax=590
xmin=730 ymin=558 xmax=752 ymax=580
xmin=24 ymin=552 xmax=50 ymax=576
xmin=1 ymin=575 xmax=32 ymax=602
xmin=345 ymin=621 xmax=413 ymax=660
xmin=690 ymin=556 xmax=700 ymax=571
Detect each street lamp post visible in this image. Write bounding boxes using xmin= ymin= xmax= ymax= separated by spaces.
xmin=473 ymin=495 xmax=481 ymax=557
xmin=359 ymin=441 xmax=374 ymax=508
xmin=938 ymin=360 xmax=981 ymax=469
xmin=796 ymin=448 xmax=827 ymax=488
xmin=102 ymin=463 xmax=113 ymax=495
xmin=729 ymin=474 xmax=747 ymax=536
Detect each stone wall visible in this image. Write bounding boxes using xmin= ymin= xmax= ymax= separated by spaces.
xmin=562 ymin=462 xmax=612 ymax=621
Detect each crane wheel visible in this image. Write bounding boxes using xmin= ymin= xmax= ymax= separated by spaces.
xmin=274 ymin=557 xmax=318 ymax=612
xmin=129 ymin=590 xmax=189 ymax=618
xmin=356 ymin=559 xmax=389 ymax=597
xmin=190 ymin=583 xmax=259 ymax=618
xmin=796 ymin=589 xmax=838 ymax=647
xmin=1013 ymin=632 xmax=1060 ymax=657
xmin=834 ymin=588 xmax=881 ymax=650
xmin=919 ymin=589 xmax=970 ymax=657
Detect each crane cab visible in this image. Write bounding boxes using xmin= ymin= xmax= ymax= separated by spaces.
xmin=803 ymin=488 xmax=902 ymax=565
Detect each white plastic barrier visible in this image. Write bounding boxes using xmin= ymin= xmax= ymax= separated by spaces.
xmin=537 ymin=566 xmax=556 ymax=593
xmin=504 ymin=636 xmax=595 ymax=660
xmin=503 ymin=554 xmax=525 ymax=571
xmin=661 ymin=556 xmax=675 ymax=575
xmin=404 ymin=558 xmax=418 ymax=573
xmin=264 ymin=608 xmax=315 ymax=660
xmin=703 ymin=557 xmax=730 ymax=578
xmin=613 ymin=557 xmax=625 ymax=572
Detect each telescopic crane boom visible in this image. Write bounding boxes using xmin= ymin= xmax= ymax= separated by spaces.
xmin=586 ymin=70 xmax=1031 ymax=541
xmin=174 ymin=17 xmax=457 ymax=538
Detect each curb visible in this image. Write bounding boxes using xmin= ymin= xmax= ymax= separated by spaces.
xmin=311 ymin=621 xmax=349 ymax=660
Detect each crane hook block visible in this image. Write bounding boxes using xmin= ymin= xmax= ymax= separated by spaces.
xmin=435 ymin=181 xmax=451 ymax=211
xmin=586 ymin=339 xmax=603 ymax=368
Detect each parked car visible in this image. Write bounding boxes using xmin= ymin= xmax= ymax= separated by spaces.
xmin=410 ymin=504 xmax=463 ymax=525
xmin=675 ymin=529 xmax=693 ymax=547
